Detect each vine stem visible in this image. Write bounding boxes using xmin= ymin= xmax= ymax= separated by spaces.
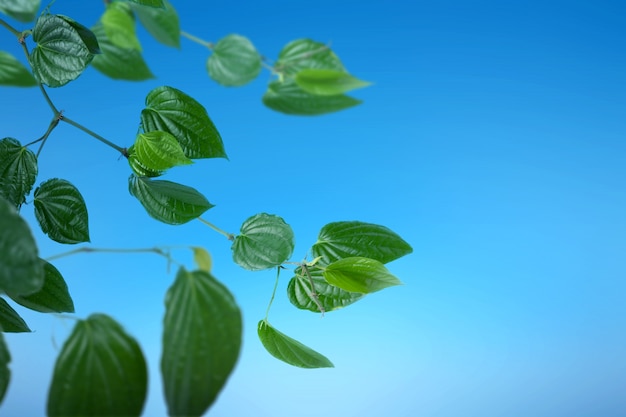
xmin=61 ymin=116 xmax=128 ymax=157
xmin=0 ymin=18 xmax=20 ymax=36
xmin=180 ymin=30 xmax=213 ymax=49
xmin=302 ymin=263 xmax=325 ymax=316
xmin=197 ymin=217 xmax=235 ymax=240
xmin=45 ymin=246 xmax=183 ymax=268
xmin=264 ymin=266 xmax=282 ymax=321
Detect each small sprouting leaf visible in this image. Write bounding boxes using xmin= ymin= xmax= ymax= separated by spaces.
xmin=34 ymin=178 xmax=90 ymax=244
xmin=162 ymin=268 xmax=242 ymax=416
xmin=47 ymin=314 xmax=148 ymax=417
xmin=0 ymin=333 xmax=10 ymax=405
xmin=0 ymin=0 xmax=40 ymax=23
xmin=275 ymin=38 xmax=344 ymax=76
xmin=257 ymin=320 xmax=333 ymax=368
xmin=231 ymin=213 xmax=295 ymax=271
xmin=127 ymin=0 xmax=164 ymax=7
xmin=323 ymin=257 xmax=402 ymax=294
xmin=0 ymin=197 xmax=44 ymax=296
xmin=127 ymin=145 xmax=164 ymax=177
xmin=0 ymin=298 xmax=30 ymax=333
xmin=313 ymin=221 xmax=413 ymax=264
xmin=141 ymin=86 xmax=226 ymax=159
xmin=8 ymin=259 xmax=74 ymax=313
xmin=128 ymin=175 xmax=213 ymax=225
xmin=131 ymin=0 xmax=179 ymax=48
xmin=207 ymin=34 xmax=261 ymax=86
xmin=90 ymin=23 xmax=154 ymax=81
xmin=0 ymin=52 xmax=37 ymax=87
xmin=133 ymin=131 xmax=192 ymax=172
xmin=263 ymin=79 xmax=361 ymax=116
xmin=295 ymin=68 xmax=371 ymax=96
xmin=101 ymin=1 xmax=141 ymax=51
xmin=0 ymin=137 xmax=38 ymax=208
xmin=192 ymin=247 xmax=212 ymax=272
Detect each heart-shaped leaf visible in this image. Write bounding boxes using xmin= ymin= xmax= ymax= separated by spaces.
xmin=207 ymin=34 xmax=261 ymax=86
xmin=133 ymin=130 xmax=192 ymax=172
xmin=0 ymin=137 xmax=38 ymax=208
xmin=131 ymin=0 xmax=179 ymax=47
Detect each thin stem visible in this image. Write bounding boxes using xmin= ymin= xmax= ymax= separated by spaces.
xmin=0 ymin=18 xmax=20 ymax=37
xmin=61 ymin=116 xmax=128 ymax=157
xmin=302 ymin=263 xmax=325 ymax=316
xmin=180 ymin=30 xmax=213 ymax=49
xmin=35 ymin=115 xmax=62 ymax=158
xmin=37 ymin=82 xmax=60 ymax=115
xmin=264 ymin=266 xmax=282 ymax=321
xmin=197 ymin=217 xmax=235 ymax=240
xmin=45 ymin=246 xmax=183 ymax=267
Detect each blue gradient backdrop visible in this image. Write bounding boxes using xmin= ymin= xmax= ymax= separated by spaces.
xmin=2 ymin=1 xmax=625 ymax=416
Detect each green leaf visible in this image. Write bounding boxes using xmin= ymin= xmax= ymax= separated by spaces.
xmin=287 ymin=266 xmax=364 ymax=313
xmin=207 ymin=34 xmax=261 ymax=86
xmin=295 ymin=68 xmax=371 ymax=96
xmin=0 ymin=333 xmax=10 ymax=405
xmin=128 ymin=175 xmax=213 ymax=225
xmin=263 ymin=79 xmax=361 ymax=116
xmin=90 ymin=23 xmax=154 ymax=81
xmin=0 ymin=298 xmax=30 ymax=333
xmin=133 ymin=130 xmax=192 ymax=172
xmin=323 ymin=257 xmax=403 ymax=294
xmin=275 ymin=38 xmax=344 ymax=76
xmin=0 ymin=0 xmax=40 ymax=23
xmin=127 ymin=145 xmax=164 ymax=177
xmin=162 ymin=268 xmax=242 ymax=416
xmin=141 ymin=86 xmax=226 ymax=159
xmin=231 ymin=213 xmax=295 ymax=271
xmin=312 ymin=221 xmax=413 ymax=264
xmin=34 ymin=178 xmax=90 ymax=244
xmin=131 ymin=0 xmax=179 ymax=48
xmin=0 ymin=197 xmax=44 ymax=296
xmin=47 ymin=314 xmax=148 ymax=417
xmin=59 ymin=15 xmax=101 ymax=54
xmin=192 ymin=247 xmax=212 ymax=272
xmin=0 ymin=51 xmax=37 ymax=87
xmin=101 ymin=1 xmax=141 ymax=51
xmin=7 ymin=259 xmax=74 ymax=313
xmin=30 ymin=14 xmax=99 ymax=87
xmin=127 ymin=0 xmax=164 ymax=7
xmin=257 ymin=320 xmax=333 ymax=368
xmin=0 ymin=137 xmax=38 ymax=208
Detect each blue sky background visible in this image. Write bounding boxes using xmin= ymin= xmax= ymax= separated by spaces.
xmin=2 ymin=1 xmax=626 ymax=416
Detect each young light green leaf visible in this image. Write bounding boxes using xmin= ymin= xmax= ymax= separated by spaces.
xmin=295 ymin=68 xmax=371 ymax=96
xmin=131 ymin=0 xmax=180 ymax=48
xmin=0 ymin=333 xmax=10 ymax=405
xmin=287 ymin=266 xmax=364 ymax=313
xmin=312 ymin=221 xmax=413 ymax=264
xmin=192 ymin=247 xmax=212 ymax=272
xmin=34 ymin=178 xmax=90 ymax=244
xmin=0 ymin=197 xmax=44 ymax=296
xmin=275 ymin=38 xmax=344 ymax=76
xmin=0 ymin=52 xmax=37 ymax=87
xmin=133 ymin=131 xmax=192 ymax=172
xmin=263 ymin=78 xmax=361 ymax=116
xmin=323 ymin=257 xmax=403 ymax=294
xmin=7 ymin=259 xmax=74 ymax=313
xmin=128 ymin=175 xmax=213 ymax=225
xmin=231 ymin=213 xmax=295 ymax=271
xmin=127 ymin=145 xmax=164 ymax=177
xmin=127 ymin=0 xmax=164 ymax=7
xmin=207 ymin=34 xmax=261 ymax=86
xmin=47 ymin=314 xmax=148 ymax=417
xmin=30 ymin=14 xmax=99 ymax=87
xmin=101 ymin=1 xmax=141 ymax=51
xmin=0 ymin=137 xmax=38 ymax=208
xmin=0 ymin=0 xmax=40 ymax=23
xmin=0 ymin=298 xmax=30 ymax=333
xmin=90 ymin=23 xmax=154 ymax=81
xmin=162 ymin=268 xmax=242 ymax=416
xmin=258 ymin=320 xmax=333 ymax=368
xmin=141 ymin=86 xmax=226 ymax=159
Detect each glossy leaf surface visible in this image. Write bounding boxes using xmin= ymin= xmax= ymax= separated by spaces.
xmin=133 ymin=130 xmax=192 ymax=172
xmin=258 ymin=320 xmax=333 ymax=368
xmin=127 ymin=145 xmax=164 ymax=177
xmin=0 ymin=298 xmax=30 ymax=333
xmin=0 ymin=137 xmax=38 ymax=207
xmin=295 ymin=68 xmax=371 ymax=96
xmin=131 ymin=0 xmax=180 ymax=47
xmin=8 ymin=259 xmax=74 ymax=313
xmin=47 ymin=314 xmax=148 ymax=417
xmin=275 ymin=38 xmax=344 ymax=76
xmin=128 ymin=175 xmax=213 ymax=225
xmin=207 ymin=34 xmax=261 ymax=86
xmin=263 ymin=79 xmax=361 ymax=115
xmin=0 ymin=52 xmax=36 ymax=87
xmin=231 ymin=213 xmax=295 ymax=270
xmin=34 ymin=178 xmax=90 ymax=244
xmin=0 ymin=0 xmax=40 ymax=22
xmin=101 ymin=1 xmax=141 ymax=51
xmin=0 ymin=333 xmax=9 ymax=405
xmin=323 ymin=257 xmax=403 ymax=294
xmin=162 ymin=268 xmax=242 ymax=416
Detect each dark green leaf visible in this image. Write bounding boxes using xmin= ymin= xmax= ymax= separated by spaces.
xmin=47 ymin=314 xmax=148 ymax=417
xmin=0 ymin=51 xmax=37 ymax=87
xmin=131 ymin=0 xmax=179 ymax=48
xmin=133 ymin=130 xmax=192 ymax=172
xmin=263 ymin=79 xmax=361 ymax=116
xmin=275 ymin=38 xmax=344 ymax=76
xmin=162 ymin=268 xmax=242 ymax=416
xmin=287 ymin=266 xmax=364 ymax=313
xmin=0 ymin=0 xmax=40 ymax=23
xmin=323 ymin=257 xmax=402 ymax=294
xmin=0 ymin=137 xmax=38 ymax=207
xmin=0 ymin=298 xmax=30 ymax=333
xmin=207 ymin=34 xmax=261 ymax=86
xmin=101 ymin=1 xmax=141 ymax=51
xmin=127 ymin=0 xmax=164 ymax=7
xmin=128 ymin=175 xmax=213 ymax=225
xmin=127 ymin=145 xmax=164 ymax=177
xmin=312 ymin=221 xmax=413 ymax=264
xmin=30 ymin=14 xmax=98 ymax=87
xmin=231 ymin=213 xmax=295 ymax=271
xmin=90 ymin=23 xmax=154 ymax=81
xmin=8 ymin=259 xmax=74 ymax=313
xmin=0 ymin=333 xmax=10 ymax=405
xmin=34 ymin=178 xmax=90 ymax=244
xmin=141 ymin=86 xmax=226 ymax=159
xmin=0 ymin=197 xmax=44 ymax=296
xmin=58 ymin=15 xmax=101 ymax=54
xmin=257 ymin=320 xmax=333 ymax=368
xmin=295 ymin=68 xmax=371 ymax=96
